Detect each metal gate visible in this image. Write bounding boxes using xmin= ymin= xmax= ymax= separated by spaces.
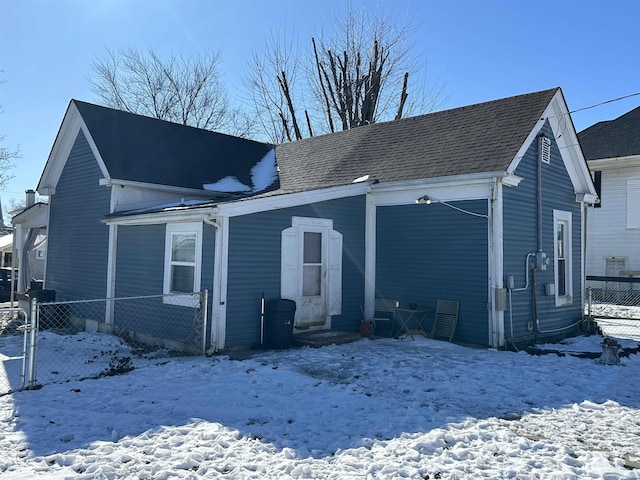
xmin=585 ymin=276 xmax=640 ymax=341
xmin=0 ymin=302 xmax=36 ymax=396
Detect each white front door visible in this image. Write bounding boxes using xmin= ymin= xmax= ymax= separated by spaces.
xmin=298 ymin=229 xmax=327 ymax=328
xmin=281 ymin=217 xmax=343 ymax=332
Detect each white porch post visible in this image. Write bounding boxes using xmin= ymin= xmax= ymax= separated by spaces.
xmin=489 ymin=181 xmax=505 ymax=348
xmin=105 ymin=223 xmax=117 ymax=324
xmin=364 ymin=193 xmax=377 ymax=319
xmin=210 ymin=215 xmax=229 ymax=352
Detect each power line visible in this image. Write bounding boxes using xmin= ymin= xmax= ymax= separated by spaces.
xmin=569 ymin=92 xmax=640 ymax=115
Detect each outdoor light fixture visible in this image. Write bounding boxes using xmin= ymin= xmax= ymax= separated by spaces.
xmin=414 ymin=194 xmax=489 ymax=219
xmin=415 ymin=195 xmax=432 ymax=205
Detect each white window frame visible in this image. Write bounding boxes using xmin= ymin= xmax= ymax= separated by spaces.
xmin=553 ymin=210 xmax=573 ymax=306
xmin=36 ymin=248 xmax=46 ymax=260
xmin=627 ymin=178 xmax=640 ymax=229
xmin=163 ymin=222 xmax=203 ymax=307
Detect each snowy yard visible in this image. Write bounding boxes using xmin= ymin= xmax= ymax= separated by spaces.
xmin=0 ymin=331 xmax=639 ymax=479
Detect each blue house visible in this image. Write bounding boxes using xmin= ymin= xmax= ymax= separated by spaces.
xmin=31 ymin=87 xmax=596 ymax=351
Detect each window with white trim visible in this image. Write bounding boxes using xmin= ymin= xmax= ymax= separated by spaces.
xmin=627 ymin=178 xmax=640 ymax=228
xmin=553 ymin=210 xmax=572 ymax=306
xmin=163 ymin=222 xmax=203 ymax=306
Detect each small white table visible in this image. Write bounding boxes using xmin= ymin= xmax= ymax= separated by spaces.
xmin=393 ymin=307 xmax=432 ymax=339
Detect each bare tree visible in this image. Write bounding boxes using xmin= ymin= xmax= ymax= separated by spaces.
xmin=244 ymin=29 xmax=304 ymax=144
xmin=245 ymin=5 xmax=447 ymax=142
xmin=0 ymin=75 xmax=17 ymax=190
xmin=90 ymin=48 xmax=239 ymax=134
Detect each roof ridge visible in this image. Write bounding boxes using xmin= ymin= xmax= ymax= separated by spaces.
xmin=277 ymin=87 xmax=559 ymax=146
xmin=71 ymin=99 xmax=273 ymax=147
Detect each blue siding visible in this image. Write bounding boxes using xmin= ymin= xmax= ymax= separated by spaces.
xmin=225 ymin=196 xmax=366 ymax=347
xmin=46 ymin=131 xmax=110 ymax=300
xmin=114 ymin=223 xmax=216 ymax=349
xmin=503 ymin=122 xmax=583 ymax=343
xmin=376 ymin=201 xmax=489 ymax=345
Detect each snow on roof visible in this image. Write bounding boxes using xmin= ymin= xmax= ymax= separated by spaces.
xmin=204 ymin=148 xmax=277 ymax=193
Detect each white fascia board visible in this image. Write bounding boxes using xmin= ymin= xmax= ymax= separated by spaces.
xmin=215 ymin=183 xmax=371 ymax=217
xmin=103 ymin=208 xmax=216 ymax=226
xmin=508 ymin=89 xmax=597 ymax=198
xmin=587 ymin=155 xmax=640 ymax=171
xmin=371 ymin=172 xmax=504 ymax=206
xmin=11 ymin=203 xmax=48 ymax=227
xmin=38 ymin=102 xmax=109 ymax=194
xmin=104 ymin=183 xmax=370 ymax=225
xmin=576 ymin=192 xmax=599 ymax=204
xmin=99 ymin=178 xmax=217 ymax=198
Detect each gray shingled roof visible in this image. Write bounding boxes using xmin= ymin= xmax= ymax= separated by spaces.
xmin=274 ymin=88 xmax=559 ymax=193
xmin=578 ymin=106 xmax=640 ymax=160
xmin=73 ymin=100 xmax=274 ymax=191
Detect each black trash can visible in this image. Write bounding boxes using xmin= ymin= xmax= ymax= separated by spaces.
xmin=264 ymin=299 xmax=296 ymax=349
xmin=30 ymin=289 xmax=55 ymax=303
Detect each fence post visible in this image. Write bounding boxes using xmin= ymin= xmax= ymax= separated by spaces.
xmin=587 ymin=287 xmax=592 ymax=320
xmin=19 ymin=309 xmax=29 ymax=390
xmin=27 ymin=298 xmax=38 ymax=389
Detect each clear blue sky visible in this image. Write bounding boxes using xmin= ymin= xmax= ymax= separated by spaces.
xmin=1 ymin=0 xmax=639 ymax=212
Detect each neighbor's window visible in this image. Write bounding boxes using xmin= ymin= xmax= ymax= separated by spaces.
xmin=627 ymin=178 xmax=640 ymax=228
xmin=592 ymin=171 xmax=601 ymax=208
xmin=605 ymin=257 xmax=626 ymax=277
xmin=553 ymin=210 xmax=572 ymax=306
xmin=163 ymin=222 xmax=202 ymax=306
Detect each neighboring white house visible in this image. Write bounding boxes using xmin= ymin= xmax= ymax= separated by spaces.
xmin=10 ymin=190 xmax=48 ymax=291
xmin=579 ymin=106 xmax=640 ymax=277
xmin=0 ymin=233 xmax=12 ymax=268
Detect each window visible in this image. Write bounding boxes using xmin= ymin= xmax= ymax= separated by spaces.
xmin=592 ymin=171 xmax=601 ymax=208
xmin=163 ymin=222 xmax=202 ymax=306
xmin=627 ymin=178 xmax=640 ymax=228
xmin=35 ymin=249 xmax=45 ymax=260
xmin=302 ymin=231 xmax=322 ymax=296
xmin=553 ymin=210 xmax=572 ymax=306
xmin=605 ymin=257 xmax=626 ymax=277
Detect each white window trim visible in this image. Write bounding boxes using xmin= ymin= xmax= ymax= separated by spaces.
xmin=553 ymin=209 xmax=573 ymax=306
xmin=163 ymin=222 xmax=203 ymax=307
xmin=627 ymin=178 xmax=640 ymax=229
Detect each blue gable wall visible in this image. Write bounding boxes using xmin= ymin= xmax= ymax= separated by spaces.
xmin=503 ymin=122 xmax=583 ymax=342
xmin=225 ymin=196 xmax=366 ymax=347
xmin=376 ymin=201 xmax=489 ymax=345
xmin=46 ymin=131 xmax=110 ymax=300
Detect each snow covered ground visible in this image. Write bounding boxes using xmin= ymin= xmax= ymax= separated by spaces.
xmin=0 ymin=331 xmax=639 ymax=479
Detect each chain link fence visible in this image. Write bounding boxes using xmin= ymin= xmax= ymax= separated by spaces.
xmin=0 ymin=291 xmax=209 ymax=394
xmin=0 ymin=307 xmax=31 ymax=396
xmin=585 ymin=276 xmax=640 ymax=341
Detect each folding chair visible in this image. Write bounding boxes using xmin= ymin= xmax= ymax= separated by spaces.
xmin=361 ymin=299 xmax=399 ymax=337
xmin=430 ymin=300 xmax=459 ymax=342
